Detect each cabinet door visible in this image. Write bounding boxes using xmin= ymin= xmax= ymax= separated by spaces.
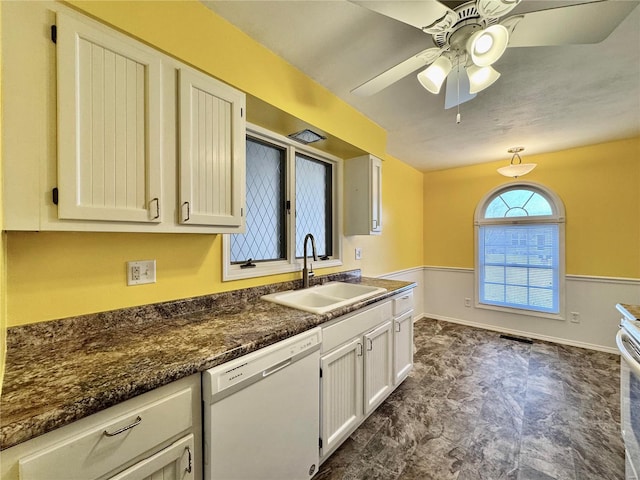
xmin=320 ymin=337 xmax=363 ymax=458
xmin=370 ymin=155 xmax=382 ymax=233
xmin=178 ymin=67 xmax=245 ymax=228
xmin=393 ymin=311 xmax=414 ymax=385
xmin=363 ymin=320 xmax=393 ymax=415
xmin=57 ymin=13 xmax=162 ymax=223
xmin=109 ymin=434 xmax=195 ymax=480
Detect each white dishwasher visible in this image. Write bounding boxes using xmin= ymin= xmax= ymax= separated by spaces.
xmin=202 ymin=327 xmax=322 ymax=480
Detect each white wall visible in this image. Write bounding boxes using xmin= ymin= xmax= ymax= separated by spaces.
xmin=421 ymin=266 xmax=640 ymax=353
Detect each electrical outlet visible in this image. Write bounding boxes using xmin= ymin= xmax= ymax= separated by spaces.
xmin=355 ymin=248 xmax=362 ymax=260
xmin=127 ymin=260 xmax=156 ymax=286
xmin=570 ymin=312 xmax=580 ymax=323
xmin=464 ymin=297 xmax=471 ymax=308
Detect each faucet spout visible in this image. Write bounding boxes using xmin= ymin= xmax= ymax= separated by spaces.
xmin=302 ymin=233 xmax=318 ymax=288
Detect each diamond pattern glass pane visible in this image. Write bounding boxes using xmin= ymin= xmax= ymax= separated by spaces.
xmin=231 ymin=138 xmax=285 ymax=263
xmin=295 ymin=154 xmax=331 ymax=258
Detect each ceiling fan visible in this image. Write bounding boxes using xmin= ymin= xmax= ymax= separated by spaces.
xmin=351 ymin=0 xmax=638 ymax=108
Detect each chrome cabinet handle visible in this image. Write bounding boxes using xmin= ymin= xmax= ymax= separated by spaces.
xmin=357 ymin=342 xmax=363 ymax=356
xmin=150 ymin=197 xmax=160 ymax=220
xmin=372 ymin=219 xmax=378 ymax=230
xmin=366 ymin=338 xmax=373 ymax=351
xmin=103 ymin=416 xmax=142 ymax=437
xmin=183 ymin=201 xmax=190 ymax=222
xmin=395 ymin=322 xmax=401 ymax=333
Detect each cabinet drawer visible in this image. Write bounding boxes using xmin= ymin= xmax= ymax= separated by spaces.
xmin=393 ymin=291 xmax=414 ymax=316
xmin=19 ymin=388 xmax=193 ymax=480
xmin=322 ymin=301 xmax=392 ymax=353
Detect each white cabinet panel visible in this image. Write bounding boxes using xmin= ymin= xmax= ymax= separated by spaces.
xmin=56 ymin=12 xmax=162 ymax=223
xmin=320 ymin=337 xmax=363 ymax=456
xmin=178 ymin=67 xmax=245 ymax=229
xmin=363 ymin=320 xmax=393 ymax=415
xmin=394 ymin=310 xmax=414 ymax=385
xmin=344 ymin=154 xmax=382 ymax=235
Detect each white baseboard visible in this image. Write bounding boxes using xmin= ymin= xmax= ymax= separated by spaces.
xmin=417 ymin=313 xmax=619 ymax=354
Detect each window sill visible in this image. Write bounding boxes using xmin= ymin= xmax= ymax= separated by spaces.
xmin=223 ymin=258 xmax=343 ymax=282
xmin=475 ymin=302 xmax=565 ymax=321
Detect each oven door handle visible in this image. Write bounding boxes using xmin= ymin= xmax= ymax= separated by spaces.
xmin=617 ymin=330 xmax=640 ymax=377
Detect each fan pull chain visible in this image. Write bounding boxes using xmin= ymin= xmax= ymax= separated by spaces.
xmin=456 ymin=59 xmax=461 ymax=124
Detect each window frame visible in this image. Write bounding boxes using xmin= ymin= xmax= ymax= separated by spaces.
xmin=222 ymin=123 xmax=343 ymax=281
xmin=474 ymin=181 xmax=566 ymax=320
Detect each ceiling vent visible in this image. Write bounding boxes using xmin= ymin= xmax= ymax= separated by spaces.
xmin=288 ymin=129 xmax=326 ymax=145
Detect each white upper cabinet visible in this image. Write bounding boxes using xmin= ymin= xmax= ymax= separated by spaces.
xmin=178 ymin=67 xmax=245 ymax=229
xmin=344 ymin=154 xmax=383 ymax=235
xmin=1 ymin=4 xmax=246 ymax=233
xmin=56 ymin=13 xmax=163 ymax=223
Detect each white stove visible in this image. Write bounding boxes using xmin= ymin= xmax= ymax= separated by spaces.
xmin=617 ymin=306 xmax=640 ymax=480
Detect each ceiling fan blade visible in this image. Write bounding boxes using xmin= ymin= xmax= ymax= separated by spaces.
xmin=351 ymin=48 xmax=442 ymax=96
xmin=444 ymin=65 xmax=476 ymax=110
xmin=352 ymin=1 xmax=458 ymax=34
xmin=506 ymin=0 xmax=639 ymax=47
xmin=477 ymin=0 xmax=522 ymax=19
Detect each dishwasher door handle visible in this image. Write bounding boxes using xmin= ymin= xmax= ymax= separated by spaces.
xmin=263 ymin=359 xmax=292 ymax=378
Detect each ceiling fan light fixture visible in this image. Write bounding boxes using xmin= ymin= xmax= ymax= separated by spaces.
xmin=467 ymin=64 xmax=501 ymax=93
xmin=497 ymin=147 xmax=537 ymax=178
xmin=467 ymin=24 xmax=509 ymax=67
xmin=417 ymin=56 xmax=452 ymax=94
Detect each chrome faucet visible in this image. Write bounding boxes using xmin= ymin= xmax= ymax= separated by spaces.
xmin=302 ymin=233 xmax=318 ymax=288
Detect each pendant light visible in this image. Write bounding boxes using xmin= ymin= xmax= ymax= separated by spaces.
xmin=497 ymin=147 xmax=537 ymax=178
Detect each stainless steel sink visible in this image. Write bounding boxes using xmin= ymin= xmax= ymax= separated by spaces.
xmin=261 ymin=281 xmax=387 ymax=314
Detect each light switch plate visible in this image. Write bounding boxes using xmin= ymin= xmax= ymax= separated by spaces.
xmin=127 ymin=260 xmax=156 ymax=286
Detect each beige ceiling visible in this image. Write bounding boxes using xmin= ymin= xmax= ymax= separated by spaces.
xmin=203 ymin=0 xmax=640 ymax=171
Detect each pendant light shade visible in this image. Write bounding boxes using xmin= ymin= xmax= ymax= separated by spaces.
xmin=467 ymin=64 xmax=501 ymax=93
xmin=497 ymin=147 xmax=537 ymax=178
xmin=417 ymin=56 xmax=453 ymax=94
xmin=467 ymin=24 xmax=509 ymax=67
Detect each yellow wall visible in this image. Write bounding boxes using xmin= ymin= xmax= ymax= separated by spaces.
xmin=3 ymin=1 xmax=424 ymax=326
xmin=424 ymin=137 xmax=640 ymax=278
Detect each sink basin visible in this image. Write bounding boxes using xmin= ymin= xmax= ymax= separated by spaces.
xmin=261 ymin=282 xmax=387 ymax=314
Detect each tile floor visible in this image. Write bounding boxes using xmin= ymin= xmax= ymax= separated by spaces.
xmin=316 ymin=318 xmax=623 ymax=480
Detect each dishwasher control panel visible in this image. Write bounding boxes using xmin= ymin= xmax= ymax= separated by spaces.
xmin=203 ymin=327 xmax=322 ymax=402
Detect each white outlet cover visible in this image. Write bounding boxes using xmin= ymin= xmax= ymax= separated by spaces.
xmin=355 ymin=248 xmax=362 ymax=260
xmin=127 ymin=260 xmax=156 ymax=286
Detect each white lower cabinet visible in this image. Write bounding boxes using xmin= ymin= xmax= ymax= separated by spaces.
xmin=393 ymin=311 xmax=414 ymax=385
xmin=363 ymin=321 xmax=393 ymax=415
xmin=320 ymin=293 xmax=411 ymax=461
xmin=0 ymin=375 xmax=201 ymax=480
xmin=392 ymin=292 xmax=415 ymax=385
xmin=320 ymin=337 xmax=364 ymax=455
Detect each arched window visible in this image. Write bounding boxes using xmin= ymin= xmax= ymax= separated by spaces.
xmin=474 ymin=182 xmax=565 ymax=316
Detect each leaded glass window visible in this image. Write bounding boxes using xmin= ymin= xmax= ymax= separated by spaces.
xmin=476 ymin=185 xmax=564 ymax=315
xmin=295 ymin=154 xmax=332 ymax=258
xmin=230 ymin=138 xmax=285 ymax=263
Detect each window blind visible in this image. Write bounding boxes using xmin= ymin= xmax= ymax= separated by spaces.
xmin=479 ymin=224 xmax=559 ymax=313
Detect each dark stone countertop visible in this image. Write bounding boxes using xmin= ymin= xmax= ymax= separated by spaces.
xmin=0 ymin=271 xmax=415 ymax=450
xmin=618 ymin=303 xmax=640 ymax=321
